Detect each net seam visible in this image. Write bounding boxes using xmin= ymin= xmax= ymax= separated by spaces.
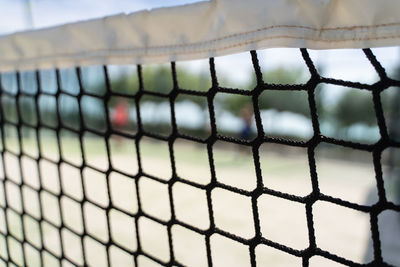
xmin=3 ymin=29 xmax=400 ymax=69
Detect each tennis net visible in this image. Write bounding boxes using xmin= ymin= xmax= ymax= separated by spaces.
xmin=0 ymin=47 xmax=399 ymax=267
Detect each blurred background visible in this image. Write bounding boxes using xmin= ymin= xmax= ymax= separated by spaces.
xmin=0 ymin=1 xmax=399 ymax=266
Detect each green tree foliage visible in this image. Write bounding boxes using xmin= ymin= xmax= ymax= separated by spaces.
xmin=259 ymin=90 xmax=310 ymax=117
xmin=108 ymin=66 xmax=210 ymax=108
xmin=262 ymin=67 xmax=305 ymax=85
xmin=333 ymin=86 xmax=399 ymax=129
xmin=109 ymin=71 xmax=139 ymax=95
xmin=259 ymin=68 xmax=311 ymax=116
xmin=176 ymin=70 xmax=211 ymax=92
xmin=18 ymin=63 xmax=398 ymax=138
xmin=223 ymin=67 xmax=311 ymax=117
xmin=388 ymin=67 xmax=400 ymax=140
xmin=175 ymin=68 xmax=211 ymax=109
xmin=143 ymin=66 xmax=172 ymax=93
xmin=334 ymin=90 xmax=377 ymax=127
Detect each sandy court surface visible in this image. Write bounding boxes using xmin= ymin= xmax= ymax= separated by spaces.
xmin=0 ymin=139 xmax=399 ymax=267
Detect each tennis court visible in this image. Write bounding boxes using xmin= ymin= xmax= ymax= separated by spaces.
xmin=1 ymin=137 xmax=398 ymax=266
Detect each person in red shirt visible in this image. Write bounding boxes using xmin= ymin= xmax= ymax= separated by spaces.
xmin=112 ymin=99 xmax=129 ymax=130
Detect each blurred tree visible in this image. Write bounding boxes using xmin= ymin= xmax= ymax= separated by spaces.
xmin=223 ymin=67 xmax=311 ymax=117
xmin=334 ymin=90 xmax=377 ymax=128
xmin=142 ymin=66 xmax=172 ymax=94
xmin=262 ymin=67 xmax=305 ymax=85
xmin=333 ymin=88 xmax=395 ymax=130
xmin=109 ymin=72 xmax=139 ymax=95
xmin=108 ymin=65 xmax=210 ymax=107
xmin=176 ymin=70 xmax=211 ymax=92
xmin=388 ymin=66 xmax=400 ymax=138
xmin=386 ymin=66 xmax=400 ymax=203
xmin=35 ymin=65 xmax=335 ymax=137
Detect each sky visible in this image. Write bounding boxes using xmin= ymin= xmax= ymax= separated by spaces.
xmin=0 ymin=0 xmax=203 ymax=33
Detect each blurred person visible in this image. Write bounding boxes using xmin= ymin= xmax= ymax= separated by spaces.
xmin=112 ymin=98 xmax=129 ymax=131
xmin=111 ymin=99 xmax=130 ymax=148
xmin=240 ymin=104 xmax=254 ymax=141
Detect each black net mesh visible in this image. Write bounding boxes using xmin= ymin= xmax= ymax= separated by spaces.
xmin=0 ymin=48 xmax=399 ymax=267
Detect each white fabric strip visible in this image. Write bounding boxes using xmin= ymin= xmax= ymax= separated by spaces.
xmin=1 ymin=0 xmax=400 ymax=72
